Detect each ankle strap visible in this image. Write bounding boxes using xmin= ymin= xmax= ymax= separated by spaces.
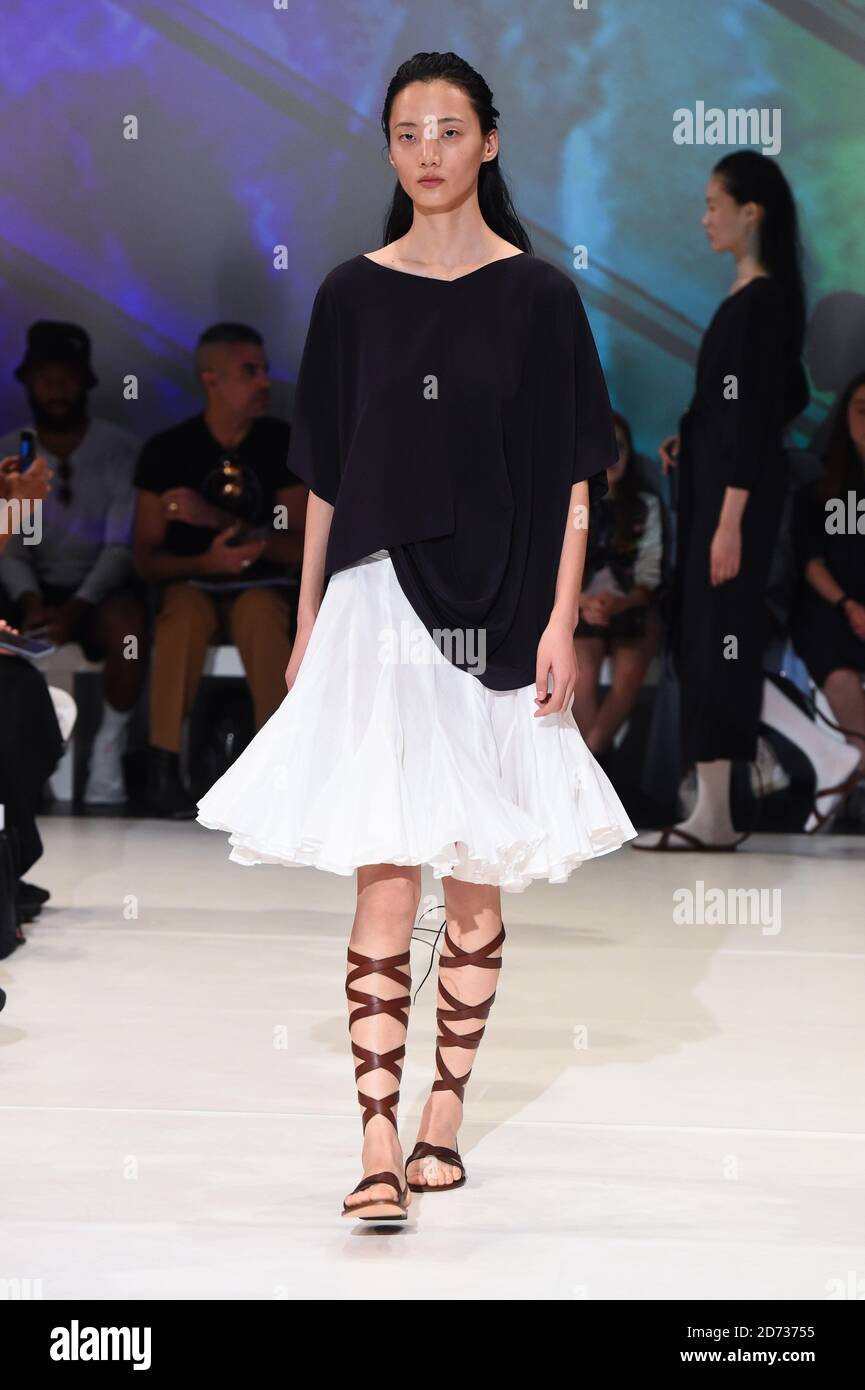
xmin=438 ymin=922 xmax=505 ymax=971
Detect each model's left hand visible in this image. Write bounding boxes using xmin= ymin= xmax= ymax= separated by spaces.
xmin=710 ymin=520 xmax=741 ymax=586
xmin=535 ymin=616 xmax=578 ymax=717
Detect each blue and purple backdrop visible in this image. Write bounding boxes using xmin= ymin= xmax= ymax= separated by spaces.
xmin=1 ymin=0 xmax=864 ymax=456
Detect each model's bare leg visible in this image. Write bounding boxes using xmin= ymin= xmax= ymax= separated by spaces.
xmin=342 ymin=864 xmax=420 ymax=1212
xmin=406 ymin=878 xmax=504 ymax=1190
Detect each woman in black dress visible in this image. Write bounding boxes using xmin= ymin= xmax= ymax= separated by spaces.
xmin=790 ymin=371 xmax=865 ymax=782
xmin=635 ymin=151 xmax=814 ymax=850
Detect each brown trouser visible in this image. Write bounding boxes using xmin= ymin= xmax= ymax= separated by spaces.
xmin=149 ymin=581 xmax=293 ymax=753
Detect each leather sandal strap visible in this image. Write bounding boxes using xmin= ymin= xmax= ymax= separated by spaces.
xmin=357 ymin=1088 xmax=401 ymax=1131
xmin=429 ymin=923 xmax=505 ymax=1101
xmin=346 ymin=992 xmax=411 ymax=1031
xmin=346 ymin=946 xmax=411 ymax=990
xmin=345 ymin=946 xmax=412 ymax=1133
xmin=350 ymin=1170 xmax=404 ymax=1198
xmin=405 ymin=1141 xmax=464 ymax=1174
xmin=438 ymin=922 xmax=505 ymax=971
xmin=437 ymin=976 xmax=497 ymax=1024
xmin=351 ymin=1041 xmax=406 ymax=1085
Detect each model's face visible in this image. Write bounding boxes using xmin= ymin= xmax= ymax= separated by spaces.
xmin=848 ymin=385 xmax=865 ymax=461
xmin=607 ymin=424 xmax=630 ymax=485
xmin=702 ymin=174 xmax=761 ymax=256
xmin=200 ymin=343 xmax=270 ymax=418
xmin=386 ymin=80 xmax=497 ymax=215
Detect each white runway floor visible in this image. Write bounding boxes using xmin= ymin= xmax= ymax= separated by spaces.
xmin=1 ymin=815 xmax=863 ymax=1301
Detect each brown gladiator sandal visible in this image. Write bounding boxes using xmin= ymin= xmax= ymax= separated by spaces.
xmin=405 ymin=920 xmax=505 ymax=1194
xmin=341 ymin=945 xmax=412 ymax=1220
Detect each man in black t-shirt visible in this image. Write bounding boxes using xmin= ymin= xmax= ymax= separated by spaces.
xmin=133 ymin=322 xmax=307 ymax=817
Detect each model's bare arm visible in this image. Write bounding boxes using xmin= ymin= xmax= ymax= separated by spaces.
xmin=285 ymin=491 xmax=335 ymax=690
xmin=534 ymin=480 xmax=590 ymax=716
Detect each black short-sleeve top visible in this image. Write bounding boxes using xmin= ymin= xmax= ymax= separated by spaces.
xmin=679 ymin=276 xmax=810 ymax=494
xmin=287 ymin=252 xmax=618 ymax=690
xmin=134 ymin=413 xmax=301 ymax=583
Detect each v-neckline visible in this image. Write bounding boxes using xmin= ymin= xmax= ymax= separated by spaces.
xmin=360 ymin=250 xmax=526 ymax=284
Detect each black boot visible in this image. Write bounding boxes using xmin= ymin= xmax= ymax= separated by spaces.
xmin=146 ymin=747 xmax=198 ymax=820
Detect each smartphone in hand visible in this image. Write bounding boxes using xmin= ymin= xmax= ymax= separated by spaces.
xmin=18 ymin=429 xmax=37 ymax=474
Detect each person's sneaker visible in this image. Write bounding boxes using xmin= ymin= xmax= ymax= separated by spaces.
xmin=84 ymin=713 xmax=130 ymax=804
xmin=146 ymin=747 xmax=198 ymax=819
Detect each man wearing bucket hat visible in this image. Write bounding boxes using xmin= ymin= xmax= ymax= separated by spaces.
xmin=0 ymin=321 xmax=147 ymax=805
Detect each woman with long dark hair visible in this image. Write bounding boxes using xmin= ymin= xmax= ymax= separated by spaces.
xmin=634 ymin=150 xmax=843 ymax=850
xmin=197 ymin=51 xmax=635 ymax=1219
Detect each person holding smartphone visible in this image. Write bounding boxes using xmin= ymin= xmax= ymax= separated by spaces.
xmin=0 ymin=321 xmax=148 ymax=807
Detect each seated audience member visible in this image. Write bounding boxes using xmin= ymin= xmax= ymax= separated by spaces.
xmin=571 ymin=411 xmax=664 ymax=756
xmin=133 ymin=322 xmax=306 ymax=819
xmin=0 ymin=322 xmax=147 ymax=805
xmin=789 ymin=370 xmax=865 ymax=783
xmin=0 ymin=453 xmax=65 ymax=937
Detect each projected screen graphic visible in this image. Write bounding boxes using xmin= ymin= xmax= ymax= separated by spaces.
xmin=1 ymin=0 xmax=863 ymax=457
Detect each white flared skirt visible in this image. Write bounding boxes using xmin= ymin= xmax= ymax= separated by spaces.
xmin=195 ymin=549 xmax=637 ymax=892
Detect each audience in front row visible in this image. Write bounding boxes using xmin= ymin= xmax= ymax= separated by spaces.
xmin=0 ymin=323 xmax=146 ymax=805
xmin=1 ymin=314 xmax=864 ymax=847
xmin=132 ymin=322 xmax=306 ymax=818
xmin=789 ymin=369 xmax=865 ymax=776
xmin=572 ymin=410 xmax=664 ymax=756
xmin=0 ymin=453 xmax=64 ymax=939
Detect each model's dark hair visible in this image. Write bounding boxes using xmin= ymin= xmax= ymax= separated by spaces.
xmin=816 ymin=369 xmax=865 ymax=501
xmin=712 ymin=151 xmax=807 ymax=357
xmin=608 ymin=410 xmax=647 ymax=555
xmin=197 ymin=322 xmax=263 ymax=349
xmin=379 ymin=51 xmax=532 ymax=252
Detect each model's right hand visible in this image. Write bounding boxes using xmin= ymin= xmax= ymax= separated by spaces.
xmin=659 ymin=434 xmax=680 ymax=474
xmin=202 ymin=524 xmax=267 ymax=575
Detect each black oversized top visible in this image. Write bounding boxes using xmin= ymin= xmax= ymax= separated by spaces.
xmin=286 ymin=252 xmax=619 ymax=690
